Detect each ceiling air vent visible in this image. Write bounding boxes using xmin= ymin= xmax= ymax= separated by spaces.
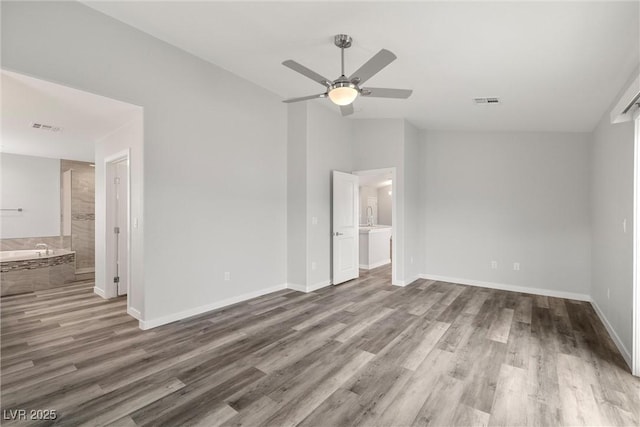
xmin=473 ymin=97 xmax=501 ymax=105
xmin=31 ymin=122 xmax=63 ymax=132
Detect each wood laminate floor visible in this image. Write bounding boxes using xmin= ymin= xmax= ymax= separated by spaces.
xmin=2 ymin=266 xmax=639 ymax=426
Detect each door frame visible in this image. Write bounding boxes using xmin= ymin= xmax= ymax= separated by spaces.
xmin=104 ymin=149 xmax=131 ymax=302
xmin=353 ymin=167 xmax=398 ymax=286
xmin=633 ymin=111 xmax=640 ymax=376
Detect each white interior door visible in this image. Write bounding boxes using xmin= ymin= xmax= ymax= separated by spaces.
xmin=114 ymin=160 xmax=129 ymax=296
xmin=332 ymin=170 xmax=359 ymax=285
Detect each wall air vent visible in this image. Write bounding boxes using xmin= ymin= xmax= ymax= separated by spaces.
xmin=31 ymin=122 xmax=63 ymax=132
xmin=473 ymin=97 xmax=501 ymax=105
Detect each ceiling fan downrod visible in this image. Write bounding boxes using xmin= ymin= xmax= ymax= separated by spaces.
xmin=334 ymin=34 xmax=352 ymax=77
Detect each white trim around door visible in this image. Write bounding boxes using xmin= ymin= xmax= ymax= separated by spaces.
xmin=104 ymin=149 xmax=132 ymax=311
xmin=633 ymin=111 xmax=640 ymax=376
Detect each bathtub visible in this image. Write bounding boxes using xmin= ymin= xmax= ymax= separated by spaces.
xmin=0 ymin=249 xmax=70 ymax=262
xmin=1 ymin=249 xmax=76 ymax=296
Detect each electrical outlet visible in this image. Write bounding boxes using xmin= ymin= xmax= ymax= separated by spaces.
xmin=312 ymin=216 xmax=318 ymax=225
xmin=311 ymin=261 xmax=317 ymax=270
xmin=224 ymin=272 xmax=230 ymax=281
xmin=607 ymin=288 xmax=610 ymax=299
xmin=623 ymin=219 xmax=627 ymax=233
xmin=513 ymin=262 xmax=520 ymax=271
xmin=491 ymin=261 xmax=498 ymax=270
xmin=410 ymin=257 xmax=414 ymax=264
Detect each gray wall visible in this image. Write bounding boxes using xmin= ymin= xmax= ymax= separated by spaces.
xmin=590 ymin=113 xmax=635 ymax=356
xmin=0 ymin=153 xmax=60 ymax=239
xmin=2 ymin=1 xmax=287 ymax=322
xmin=403 ymin=121 xmax=422 ymax=282
xmin=286 ymin=103 xmax=308 ymax=288
xmin=420 ymin=130 xmax=592 ymax=297
xmin=307 ymin=103 xmax=354 ymax=287
xmin=352 ymin=119 xmax=407 ymax=283
xmin=286 ymin=102 xmax=354 ymax=289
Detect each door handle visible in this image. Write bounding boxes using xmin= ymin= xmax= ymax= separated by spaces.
xmin=334 ymin=232 xmax=343 ymax=236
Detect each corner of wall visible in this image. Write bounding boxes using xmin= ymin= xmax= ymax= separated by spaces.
xmin=590 ymin=297 xmax=632 ymax=367
xmin=93 ymin=286 xmax=107 ymax=299
xmin=588 ymin=65 xmax=638 ymax=367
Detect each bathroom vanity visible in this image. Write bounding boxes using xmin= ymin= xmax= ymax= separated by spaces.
xmin=359 ymin=226 xmax=392 ymax=269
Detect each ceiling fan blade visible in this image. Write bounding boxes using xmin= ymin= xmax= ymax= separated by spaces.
xmin=282 ymin=60 xmax=332 ymax=87
xmin=340 ymin=104 xmax=354 ymax=116
xmin=282 ymin=93 xmax=326 ymax=103
xmin=349 ymin=49 xmax=397 ymax=85
xmin=361 ymin=88 xmax=413 ymax=99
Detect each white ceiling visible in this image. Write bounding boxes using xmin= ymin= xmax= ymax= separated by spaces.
xmin=1 ymin=70 xmax=140 ymax=161
xmin=83 ymin=1 xmax=639 ymax=132
xmin=359 ymin=171 xmax=393 ymax=188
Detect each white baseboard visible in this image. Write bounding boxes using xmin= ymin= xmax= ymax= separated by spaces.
xmin=359 ymin=259 xmax=391 ymax=270
xmin=419 ymin=273 xmax=591 ymax=302
xmin=139 ymin=283 xmax=287 ymax=330
xmin=307 ymin=280 xmax=331 ymax=292
xmin=590 ymin=299 xmax=632 ymax=368
xmin=286 ymin=280 xmax=331 ymax=293
xmin=93 ymin=286 xmax=107 ymax=299
xmin=394 ymin=275 xmax=420 ymax=287
xmin=286 ymin=282 xmax=307 ymax=292
xmin=127 ymin=306 xmax=142 ymax=320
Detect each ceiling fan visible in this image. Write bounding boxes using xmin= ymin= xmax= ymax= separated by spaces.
xmin=282 ymin=34 xmax=413 ymax=116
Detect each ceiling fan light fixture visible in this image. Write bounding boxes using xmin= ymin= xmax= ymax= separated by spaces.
xmin=328 ymin=83 xmax=358 ymax=106
xmin=281 ymin=35 xmax=411 ymax=115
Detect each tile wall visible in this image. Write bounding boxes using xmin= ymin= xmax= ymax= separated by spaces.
xmin=61 ymin=160 xmax=95 ymax=272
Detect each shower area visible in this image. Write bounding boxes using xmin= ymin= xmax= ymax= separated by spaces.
xmin=61 ymin=160 xmax=95 ymax=280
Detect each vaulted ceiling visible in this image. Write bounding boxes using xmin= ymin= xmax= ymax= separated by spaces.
xmin=84 ymin=1 xmax=639 ymax=132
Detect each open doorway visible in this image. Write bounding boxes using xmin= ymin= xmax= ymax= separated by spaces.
xmin=0 ymin=69 xmax=143 ymax=322
xmin=353 ymin=168 xmax=397 ymax=285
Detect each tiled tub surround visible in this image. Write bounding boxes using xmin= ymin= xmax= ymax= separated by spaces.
xmin=0 ymin=235 xmax=71 ymax=252
xmin=1 ymin=249 xmax=76 ymax=296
